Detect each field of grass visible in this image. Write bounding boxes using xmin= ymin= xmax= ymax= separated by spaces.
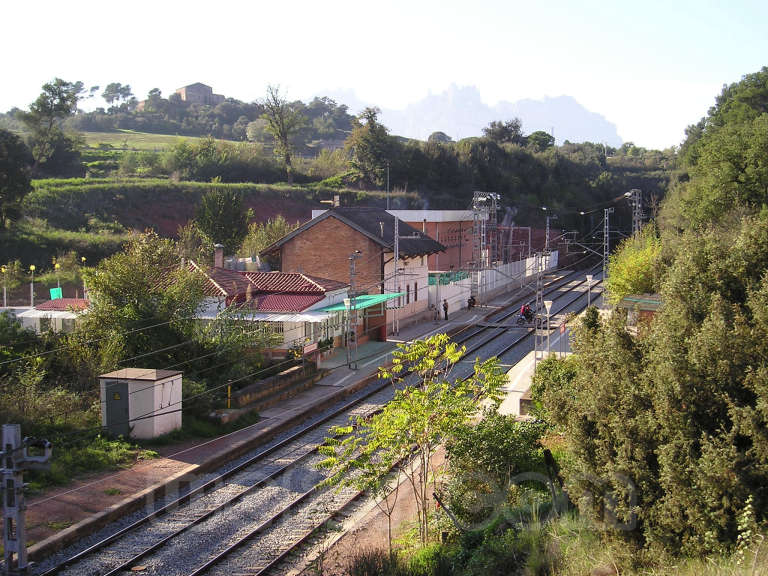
xmin=82 ymin=129 xmax=218 ymax=151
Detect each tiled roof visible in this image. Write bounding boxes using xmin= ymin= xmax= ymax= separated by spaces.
xmin=261 ymin=207 xmax=446 ymax=258
xmin=35 ymin=298 xmax=90 ymax=312
xmin=252 ymin=294 xmax=325 ymax=313
xmin=241 ymin=272 xmax=347 ymax=293
xmin=189 ymin=261 xmax=253 ymax=298
xmin=207 ymin=267 xmax=253 ymax=298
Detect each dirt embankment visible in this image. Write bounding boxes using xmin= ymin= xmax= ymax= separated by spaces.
xmin=122 ymin=195 xmax=317 ymax=236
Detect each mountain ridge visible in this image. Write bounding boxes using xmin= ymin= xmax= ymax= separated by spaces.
xmin=320 ymin=84 xmax=622 ymax=146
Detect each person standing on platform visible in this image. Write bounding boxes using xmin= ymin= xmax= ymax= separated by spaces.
xmin=443 ymin=299 xmax=449 ymax=321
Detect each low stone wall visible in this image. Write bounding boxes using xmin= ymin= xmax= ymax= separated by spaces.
xmin=232 ymin=364 xmax=315 ymax=408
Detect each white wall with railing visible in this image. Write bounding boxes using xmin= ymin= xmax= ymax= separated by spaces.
xmin=428 ymin=251 xmax=558 ymax=312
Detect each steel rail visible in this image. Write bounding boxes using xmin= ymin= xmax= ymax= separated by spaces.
xmin=36 ymin=376 xmax=396 ymax=576
xmin=37 ymin=267 xmax=596 ymax=576
xmin=177 ymin=269 xmax=603 ymax=576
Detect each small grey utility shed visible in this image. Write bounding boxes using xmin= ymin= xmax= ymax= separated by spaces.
xmin=99 ymin=368 xmax=183 ymax=439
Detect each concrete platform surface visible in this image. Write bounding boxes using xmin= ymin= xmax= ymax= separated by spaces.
xmin=21 ymin=273 xmax=565 ymax=562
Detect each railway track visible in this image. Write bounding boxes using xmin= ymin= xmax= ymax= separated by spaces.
xmin=33 ymin=267 xmax=599 ymax=576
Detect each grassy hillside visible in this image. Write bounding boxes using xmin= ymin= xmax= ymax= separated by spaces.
xmin=82 ymin=129 xmax=218 ymax=150
xmin=0 ymin=221 xmax=132 ymax=271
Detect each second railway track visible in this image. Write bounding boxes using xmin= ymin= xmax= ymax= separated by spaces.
xmin=33 ymin=267 xmax=601 ymax=576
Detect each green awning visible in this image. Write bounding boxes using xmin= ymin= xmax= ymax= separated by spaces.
xmin=318 ymin=293 xmax=404 ymax=312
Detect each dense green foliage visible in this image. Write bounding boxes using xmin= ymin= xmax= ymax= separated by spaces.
xmin=0 ymin=232 xmax=280 ymax=488
xmin=195 ymin=188 xmax=251 ymax=254
xmin=604 ymin=226 xmax=663 ymax=303
xmin=58 ymin=87 xmax=354 ymax=146
xmin=532 ymin=66 xmax=768 ymax=559
xmin=534 ymin=214 xmax=768 ymax=555
xmin=665 ymin=66 xmax=768 ymax=232
xmin=444 ymin=412 xmax=546 ymax=528
xmin=0 ymin=129 xmax=33 ymax=226
xmin=239 ymin=215 xmax=299 ymax=268
xmin=346 ymin=107 xmax=395 ymax=187
xmin=159 ymin=136 xmax=283 ymax=182
xmin=18 ymin=78 xmax=84 ymax=177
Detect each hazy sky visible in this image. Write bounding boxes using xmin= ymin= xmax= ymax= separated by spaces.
xmin=3 ymin=0 xmax=766 ymax=149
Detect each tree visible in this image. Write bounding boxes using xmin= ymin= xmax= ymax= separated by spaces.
xmin=533 ymin=211 xmax=768 ymax=555
xmin=0 ymin=129 xmax=33 ymax=227
xmin=23 ymin=78 xmax=84 ymax=134
xmin=102 ymin=83 xmax=134 ymax=112
xmin=76 ymin=231 xmax=275 ymax=396
xmin=143 ymin=87 xmax=164 ymax=113
xmin=678 ymin=115 xmax=768 ymax=229
xmin=195 ymin=188 xmax=252 ymax=255
xmin=482 ymin=118 xmax=524 ymax=145
xmin=78 ymin=232 xmax=205 ymax=374
xmin=177 ymin=221 xmax=213 ymax=265
xmin=20 ymin=78 xmax=84 ymax=176
xmin=261 ymin=85 xmax=304 ymax=184
xmin=239 ymin=215 xmax=298 ymax=268
xmin=527 ymin=130 xmax=555 ymax=152
xmin=605 ymin=226 xmax=662 ymax=304
xmin=445 ymin=411 xmax=545 ymax=528
xmin=319 ymin=333 xmax=505 ymax=545
xmin=345 ymin=107 xmax=393 ymax=187
xmin=245 ymin=119 xmax=271 ymax=143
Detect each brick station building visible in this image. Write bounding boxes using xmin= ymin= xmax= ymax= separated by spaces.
xmin=261 ymin=207 xmax=445 ymax=340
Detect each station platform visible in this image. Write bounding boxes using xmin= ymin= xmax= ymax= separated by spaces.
xmin=22 ymin=275 xmax=576 ymax=561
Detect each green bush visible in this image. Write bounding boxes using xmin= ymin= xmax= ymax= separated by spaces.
xmin=346 ymin=548 xmax=407 ymax=576
xmin=408 ymin=543 xmax=454 ymax=576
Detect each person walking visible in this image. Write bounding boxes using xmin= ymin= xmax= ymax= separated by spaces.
xmin=443 ymin=299 xmax=449 ymax=321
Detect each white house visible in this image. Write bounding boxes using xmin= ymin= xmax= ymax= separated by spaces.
xmin=15 ymin=298 xmax=89 ymax=334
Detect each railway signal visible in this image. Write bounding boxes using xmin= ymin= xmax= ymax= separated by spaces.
xmin=2 ymin=424 xmax=52 ymax=575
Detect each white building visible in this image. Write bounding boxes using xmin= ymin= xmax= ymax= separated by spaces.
xmin=99 ymin=368 xmax=183 ymax=439
xmin=15 ymin=298 xmax=89 ymax=334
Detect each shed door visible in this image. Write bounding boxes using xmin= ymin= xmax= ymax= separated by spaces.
xmin=104 ymin=380 xmax=130 ymax=437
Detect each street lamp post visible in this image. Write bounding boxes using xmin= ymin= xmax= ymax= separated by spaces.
xmin=55 ymin=262 xmax=61 ymax=288
xmin=1 ymin=265 xmax=6 ymax=308
xmin=586 ymin=274 xmax=593 ymax=307
xmin=29 ymin=265 xmax=36 ymax=307
xmin=81 ymin=257 xmax=87 ymax=298
xmin=343 ymin=297 xmax=351 ymax=368
xmin=544 ymin=300 xmax=553 ymax=356
xmin=343 ymin=296 xmax=358 ymax=370
xmin=386 ymin=160 xmax=390 ymax=210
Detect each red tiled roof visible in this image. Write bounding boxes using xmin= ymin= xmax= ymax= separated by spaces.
xmin=207 ymin=267 xmax=253 ymax=298
xmin=241 ymin=272 xmax=347 ymax=293
xmin=188 ymin=261 xmax=253 ymax=298
xmin=36 ymin=298 xmax=90 ymax=312
xmin=253 ymin=294 xmax=324 ymax=313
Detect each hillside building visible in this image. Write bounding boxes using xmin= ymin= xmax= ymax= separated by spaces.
xmin=174 ymin=83 xmax=225 ymax=106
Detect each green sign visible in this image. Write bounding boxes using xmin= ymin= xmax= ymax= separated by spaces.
xmin=50 ymin=287 xmax=63 ymax=300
